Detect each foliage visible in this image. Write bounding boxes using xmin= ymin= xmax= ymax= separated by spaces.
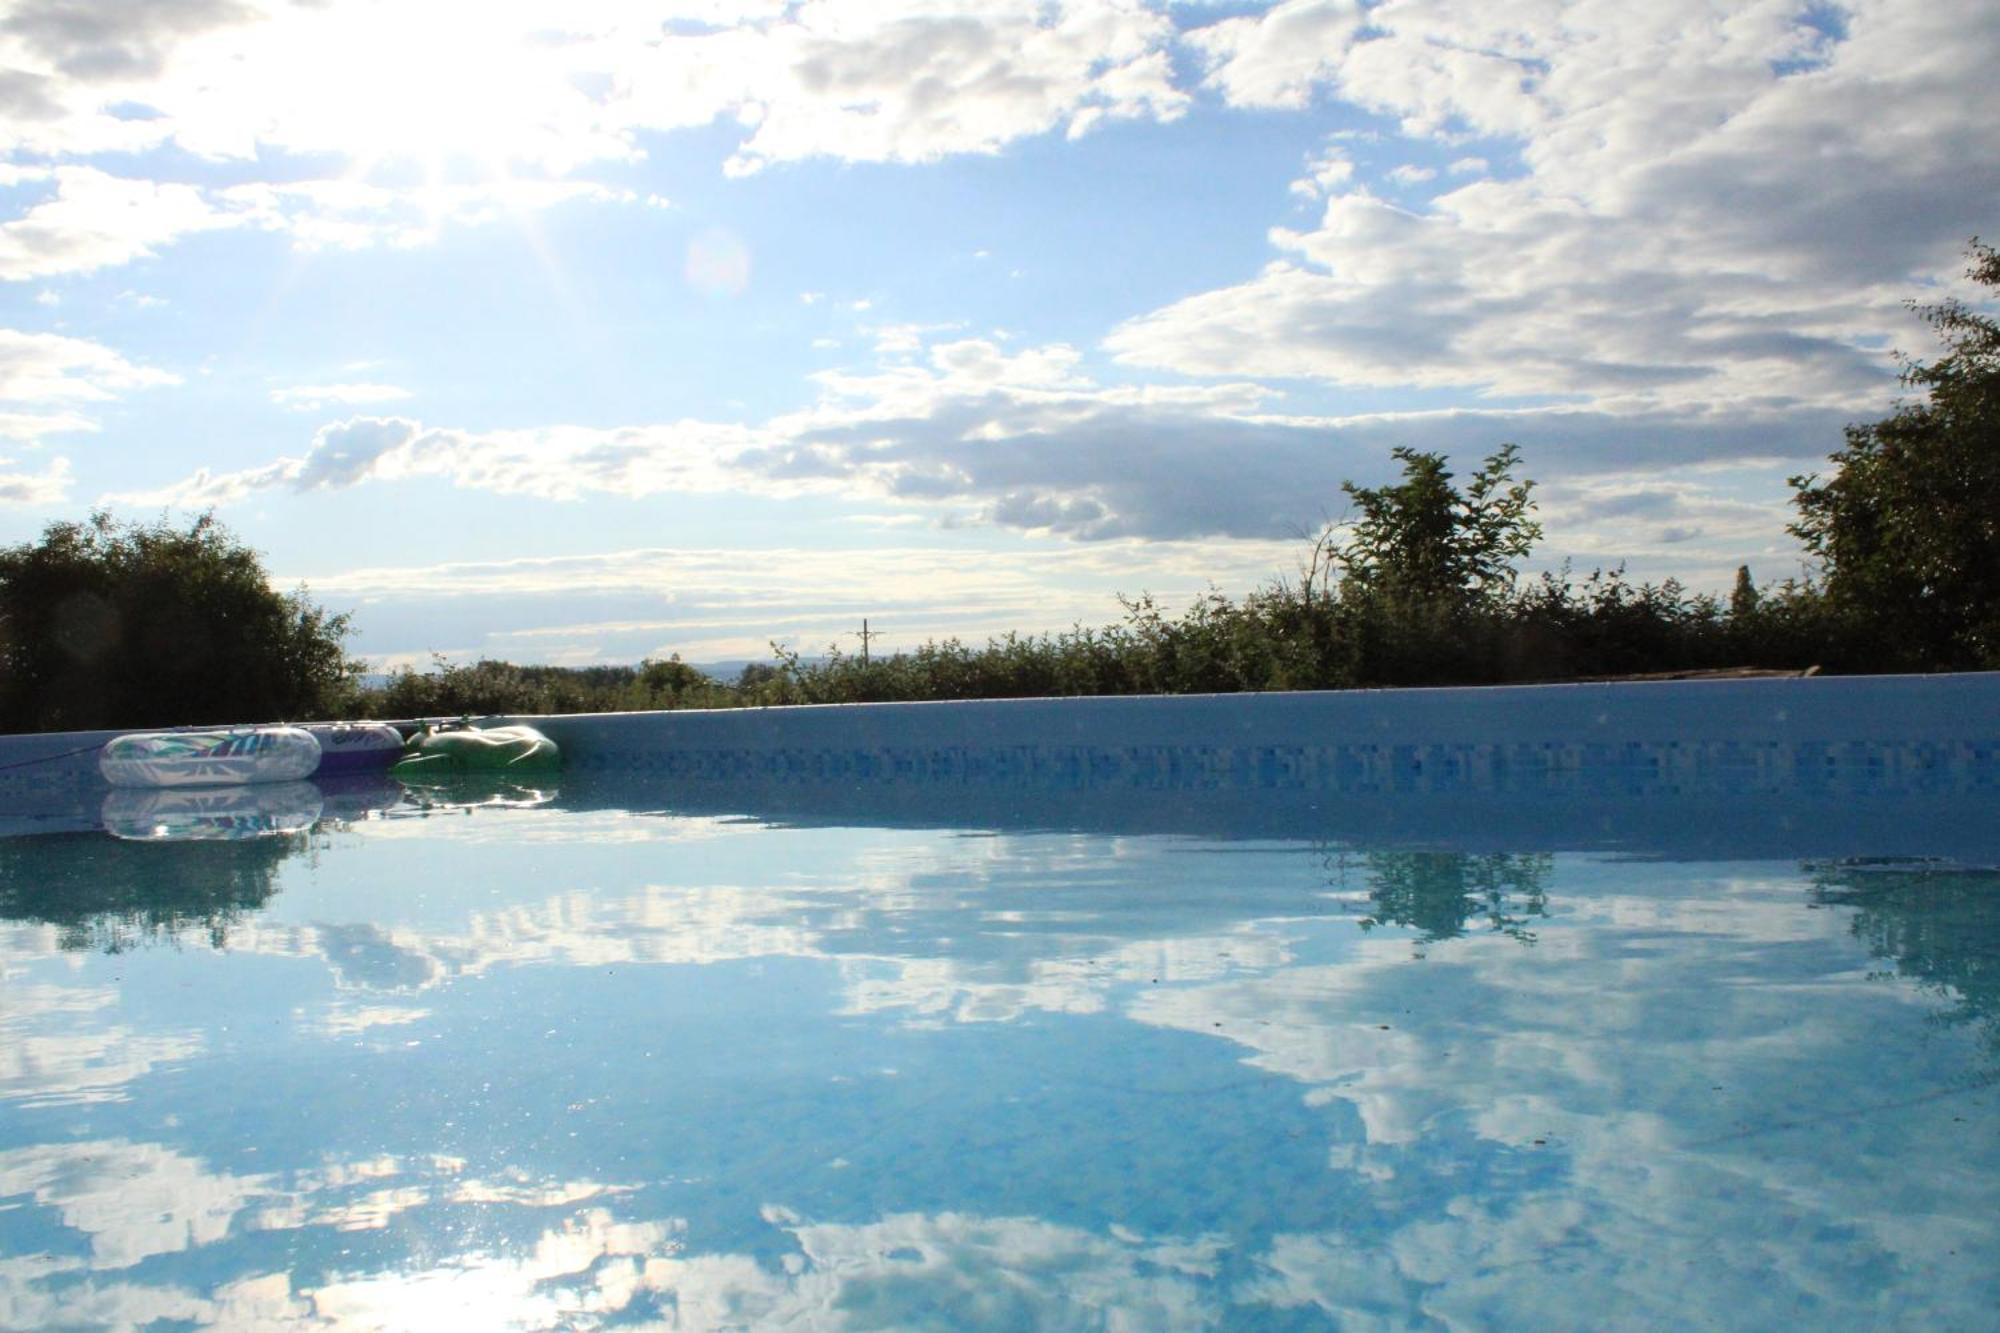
xmin=337 ymin=436 xmax=1878 ymax=721
xmin=1809 ymin=864 xmax=2000 ymax=1058
xmin=1332 ymin=444 xmax=1541 ymax=607
xmin=350 ymin=567 xmax=1843 ymax=721
xmin=1789 ymin=239 xmax=2000 ymax=669
xmin=8 ymin=251 xmax=1981 ymax=730
xmin=742 ymin=562 xmax=1824 ymax=708
xmin=19 ymin=239 xmax=1990 ymax=735
xmin=338 ymin=258 xmax=2000 ymax=725
xmin=0 ymin=832 xmax=297 ymax=952
xmin=358 ymin=654 xmax=739 ymax=719
xmin=0 ymin=512 xmax=356 ymax=733
xmin=1354 ymin=851 xmax=1554 ymax=948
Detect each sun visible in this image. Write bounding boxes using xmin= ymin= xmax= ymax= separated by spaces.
xmin=224 ymin=1 xmax=623 ymax=185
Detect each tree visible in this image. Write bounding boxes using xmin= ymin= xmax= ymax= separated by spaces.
xmin=0 ymin=512 xmax=357 ymax=732
xmin=1790 ymin=240 xmax=2000 ymax=668
xmin=1333 ymin=443 xmax=1542 ymax=606
xmin=1729 ymin=565 xmax=1760 ymax=619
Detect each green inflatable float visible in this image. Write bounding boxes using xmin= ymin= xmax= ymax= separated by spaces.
xmin=391 ymin=724 xmax=561 ymax=779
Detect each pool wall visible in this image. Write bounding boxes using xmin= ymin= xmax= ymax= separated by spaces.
xmin=524 ymin=673 xmax=1999 ymax=772
xmin=3 ymin=674 xmax=1996 ymax=792
xmin=5 ymin=675 xmax=1996 ymax=857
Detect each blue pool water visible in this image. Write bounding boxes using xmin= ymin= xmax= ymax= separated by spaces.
xmin=0 ymin=716 xmax=1996 ymax=1328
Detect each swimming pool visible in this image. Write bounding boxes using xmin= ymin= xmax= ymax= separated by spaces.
xmin=1 ymin=680 xmax=1995 ymax=1328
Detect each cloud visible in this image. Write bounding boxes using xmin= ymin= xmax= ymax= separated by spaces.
xmin=1183 ymin=0 xmax=1367 ymax=110
xmin=1116 ymin=866 xmax=2000 ymax=1328
xmin=0 ymin=1139 xmax=264 ymax=1270
xmin=113 ymin=411 xmax=767 ymax=510
xmin=1122 ymin=0 xmax=1999 ymax=415
xmin=0 ymin=0 xmax=1984 ymax=318
xmin=0 ymin=328 xmax=176 ymax=402
xmin=0 ymin=968 xmax=201 ymax=1102
xmin=6 ymin=828 xmax=1991 ymax=1330
xmin=0 ymin=166 xmax=241 ymax=281
xmin=218 ymin=176 xmax=637 ymax=250
xmin=0 ymin=454 xmax=69 ymax=503
xmin=267 ymin=381 xmax=411 ymax=412
xmin=2 ymin=2 xmax=1173 ymax=276
xmin=0 ymin=0 xmax=622 ymax=165
xmin=0 ymin=1184 xmax=1223 ymax=1331
xmin=2 ymin=1 xmax=1189 ymax=177
xmin=0 ymin=409 xmax=94 ymax=442
xmin=0 ymin=328 xmax=167 ymax=501
xmin=273 ymin=535 xmax=1298 ymax=663
xmin=111 ymin=327 xmax=1852 ymax=593
xmin=0 ymin=0 xmax=255 ymax=85
xmin=0 ymin=2 xmax=1162 ymax=277
xmin=695 ymin=2 xmax=1190 ymax=176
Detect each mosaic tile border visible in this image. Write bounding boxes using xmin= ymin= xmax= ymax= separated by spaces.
xmin=573 ymin=738 xmax=2000 ymax=798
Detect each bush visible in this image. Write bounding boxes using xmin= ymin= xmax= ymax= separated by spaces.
xmin=0 ymin=512 xmax=356 ymax=733
xmin=1790 ymin=239 xmax=2000 ymax=669
xmin=357 ymin=654 xmax=738 ymax=719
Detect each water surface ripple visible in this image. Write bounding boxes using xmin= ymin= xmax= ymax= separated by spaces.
xmin=0 ymin=760 xmax=1994 ymax=1329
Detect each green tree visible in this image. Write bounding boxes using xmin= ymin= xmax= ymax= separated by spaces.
xmin=1789 ymin=240 xmax=2000 ymax=668
xmin=1334 ymin=444 xmax=1542 ymax=606
xmin=1355 ymin=850 xmax=1553 ymax=949
xmin=0 ymin=832 xmax=301 ymax=952
xmin=0 ymin=512 xmax=357 ymax=732
xmin=1729 ymin=565 xmax=1760 ymax=619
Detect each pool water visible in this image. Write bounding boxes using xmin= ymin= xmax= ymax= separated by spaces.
xmin=0 ymin=763 xmax=1995 ymax=1329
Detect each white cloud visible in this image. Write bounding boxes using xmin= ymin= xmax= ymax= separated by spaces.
xmin=624 ymin=0 xmax=1184 ymax=176
xmin=0 ymin=968 xmax=203 ymax=1103
xmin=0 ymin=453 xmax=69 ymax=503
xmin=0 ymin=166 xmax=240 ymax=281
xmin=109 ymin=324 xmax=1849 ymax=589
xmin=1184 ymin=0 xmax=1367 ymax=110
xmin=1288 ymin=144 xmax=1354 ymax=201
xmin=0 ymin=2 xmax=1191 ymax=280
xmin=1134 ymin=0 xmax=1999 ymax=419
xmin=276 ymin=535 xmax=1296 ymax=663
xmin=0 ymin=0 xmax=627 ymax=167
xmin=0 ymin=1139 xmax=267 ymax=1270
xmin=868 ymin=321 xmax=970 ymax=356
xmin=0 ymin=325 xmax=168 ymax=503
xmin=1118 ymin=865 xmax=2000 ymax=1329
xmin=106 ymin=340 xmax=1286 ymax=538
xmin=268 ymin=381 xmax=412 ymax=412
xmin=127 ymin=413 xmax=765 ymax=509
xmin=0 ymin=327 xmax=176 ymax=403
xmin=3 ymin=822 xmax=1992 ymax=1329
xmin=2 ymin=1 xmax=1191 ymax=187
xmin=218 ymin=176 xmax=636 ymax=250
xmin=0 ymin=1190 xmax=1224 ymax=1331
xmin=0 ymin=409 xmax=94 ymax=442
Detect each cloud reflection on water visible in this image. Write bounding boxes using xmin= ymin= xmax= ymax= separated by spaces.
xmin=0 ymin=783 xmax=1995 ymax=1325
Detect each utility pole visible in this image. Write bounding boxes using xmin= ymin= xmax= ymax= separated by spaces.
xmin=857 ymin=617 xmax=876 ymax=666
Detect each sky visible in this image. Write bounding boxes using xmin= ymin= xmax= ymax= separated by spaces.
xmin=1 ymin=0 xmax=1995 ymax=669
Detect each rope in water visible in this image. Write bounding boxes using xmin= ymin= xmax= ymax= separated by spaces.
xmin=0 ymin=741 xmax=109 ymax=773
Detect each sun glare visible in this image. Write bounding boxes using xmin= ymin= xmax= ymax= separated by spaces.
xmin=234 ymin=2 xmax=618 ymax=184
